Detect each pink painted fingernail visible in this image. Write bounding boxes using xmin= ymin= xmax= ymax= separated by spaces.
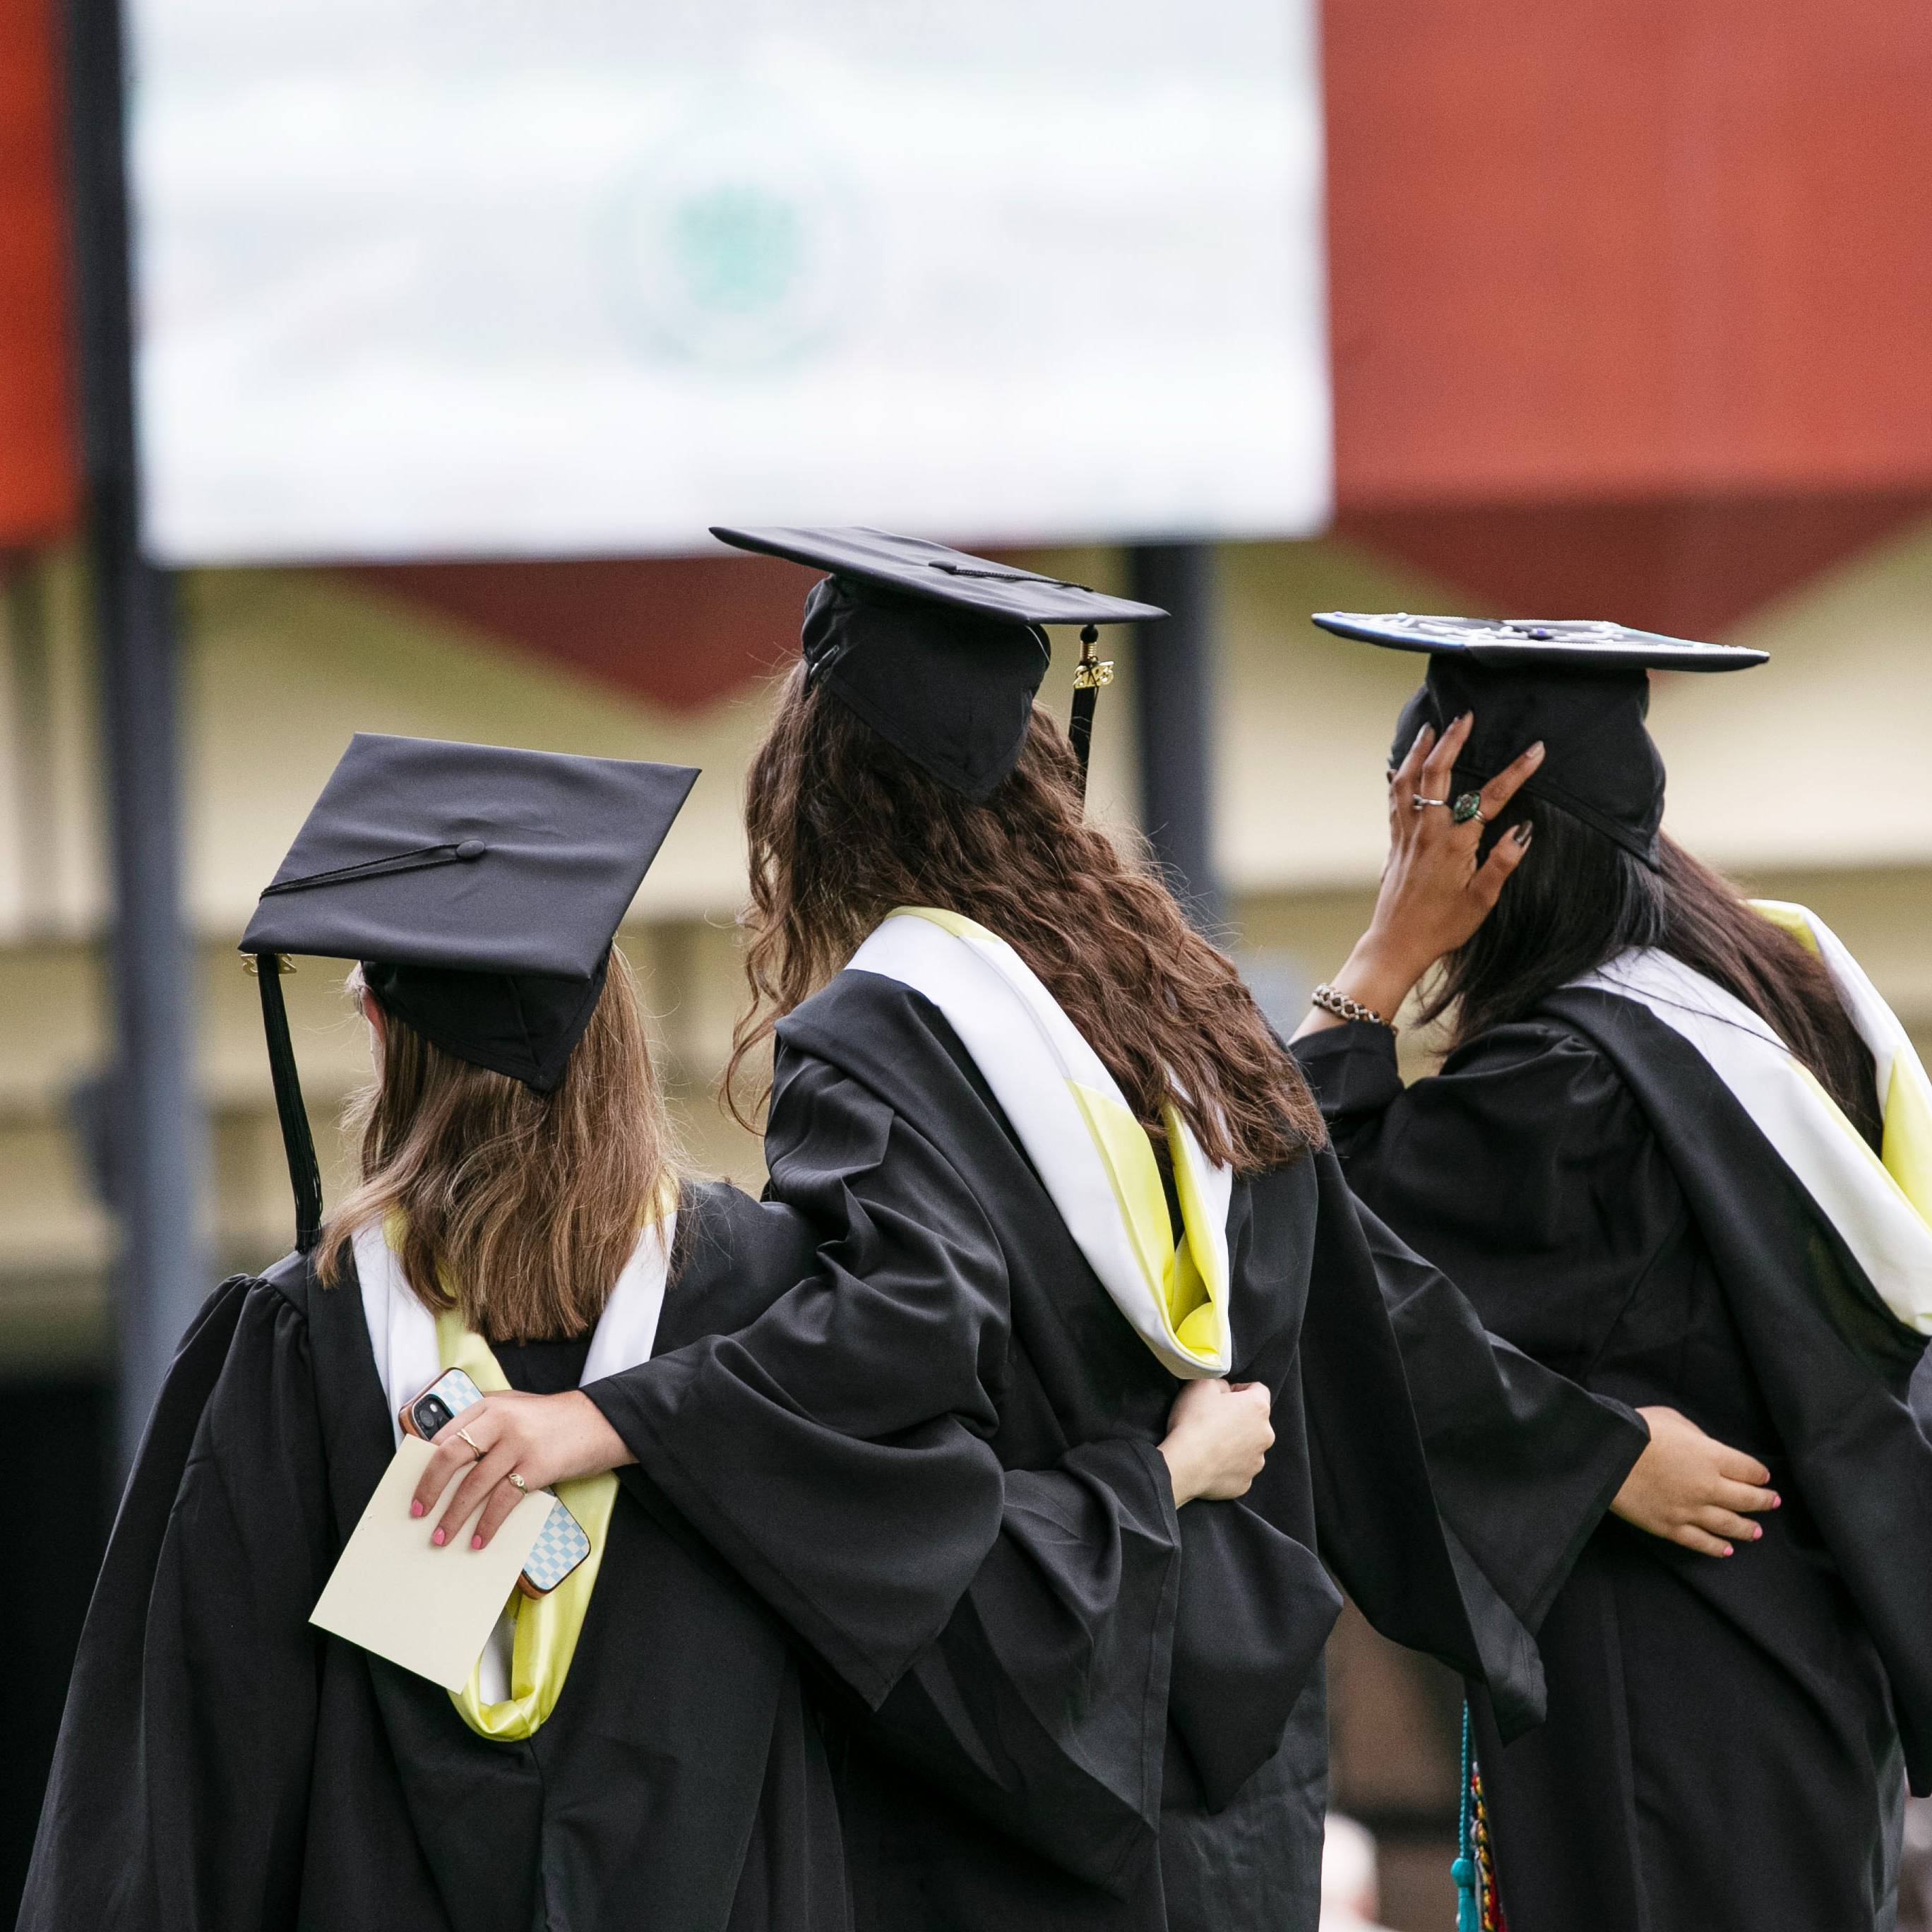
xmin=410 ymin=1501 xmax=424 ymax=1519
xmin=1722 ymin=1543 xmax=1734 ymax=1556
xmin=470 ymin=1535 xmax=484 ymax=1551
xmin=431 ymin=1529 xmax=446 ymax=1547
xmin=1771 ymin=1493 xmax=1782 ymax=1508
xmin=1753 ymin=1526 xmax=1763 ymax=1539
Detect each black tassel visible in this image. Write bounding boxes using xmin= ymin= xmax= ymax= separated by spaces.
xmin=1068 ymin=686 xmax=1097 ymax=794
xmin=252 ymin=955 xmax=323 ymax=1253
xmin=1068 ymin=623 xmax=1107 ymax=800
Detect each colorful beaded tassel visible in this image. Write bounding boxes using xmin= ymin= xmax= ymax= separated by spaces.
xmin=1453 ymin=1703 xmax=1507 ymax=1932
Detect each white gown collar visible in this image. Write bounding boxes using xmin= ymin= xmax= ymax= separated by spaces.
xmin=352 ymin=1212 xmax=678 ymax=1443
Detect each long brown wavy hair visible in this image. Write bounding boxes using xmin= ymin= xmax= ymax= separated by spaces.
xmin=316 ymin=948 xmax=681 ymax=1341
xmin=726 ymin=667 xmax=1323 ymax=1174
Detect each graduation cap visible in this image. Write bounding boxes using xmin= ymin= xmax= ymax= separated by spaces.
xmin=1310 ymin=613 xmax=1767 ymax=865
xmin=240 ymin=733 xmax=698 ymax=1253
xmin=711 ymin=525 xmax=1167 ymax=799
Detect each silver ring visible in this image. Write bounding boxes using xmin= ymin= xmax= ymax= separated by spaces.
xmin=1452 ymin=792 xmax=1488 ymax=825
xmin=505 ymin=1471 xmax=527 ymax=1493
xmin=1412 ymin=794 xmax=1450 ymax=812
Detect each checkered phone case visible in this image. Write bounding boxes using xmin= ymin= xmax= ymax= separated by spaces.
xmin=402 ymin=1368 xmax=590 ymax=1595
xmin=403 ymin=1368 xmax=484 ymax=1438
xmin=518 ymin=1499 xmax=592 ymax=1595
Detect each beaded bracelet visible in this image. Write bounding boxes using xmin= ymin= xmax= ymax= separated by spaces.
xmin=1311 ymin=982 xmax=1397 ymax=1034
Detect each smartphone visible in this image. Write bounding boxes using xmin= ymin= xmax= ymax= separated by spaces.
xmin=398 ymin=1368 xmax=591 ymax=1598
xmin=515 ymin=1498 xmax=592 ymax=1599
xmin=399 ymin=1367 xmax=484 ymax=1443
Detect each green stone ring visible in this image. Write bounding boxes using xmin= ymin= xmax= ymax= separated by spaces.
xmin=1452 ymin=792 xmax=1487 ymax=825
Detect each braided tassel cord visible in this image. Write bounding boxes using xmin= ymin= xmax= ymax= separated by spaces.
xmin=1452 ymin=1702 xmax=1507 ymax=1932
xmin=1453 ymin=1703 xmax=1480 ymax=1932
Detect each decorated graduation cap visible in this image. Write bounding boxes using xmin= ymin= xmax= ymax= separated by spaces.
xmin=240 ymin=732 xmax=698 ymax=1252
xmin=1311 ymin=613 xmax=1767 ymax=865
xmin=711 ymin=525 xmax=1167 ymax=799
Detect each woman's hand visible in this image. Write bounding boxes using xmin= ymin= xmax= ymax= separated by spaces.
xmin=1159 ymin=1376 xmax=1275 ymax=1506
xmin=410 ymin=1389 xmax=635 ymax=1552
xmin=1292 ymin=713 xmax=1544 ymax=1037
xmin=1610 ymin=1405 xmax=1779 ymax=1557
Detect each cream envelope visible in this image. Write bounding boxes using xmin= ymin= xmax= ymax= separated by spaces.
xmin=311 ymin=1434 xmax=555 ymax=1690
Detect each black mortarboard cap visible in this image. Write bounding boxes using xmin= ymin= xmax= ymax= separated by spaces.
xmin=712 ymin=525 xmax=1166 ymax=799
xmin=1311 ymin=614 xmax=1767 ymax=865
xmin=241 ymin=733 xmax=698 ymax=1249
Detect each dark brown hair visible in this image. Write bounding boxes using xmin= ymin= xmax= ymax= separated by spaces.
xmin=316 ymin=948 xmax=681 ymax=1341
xmin=727 ymin=667 xmax=1323 ymax=1174
xmin=1425 ymin=800 xmax=1881 ymax=1143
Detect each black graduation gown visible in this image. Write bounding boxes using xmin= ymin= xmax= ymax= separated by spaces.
xmin=587 ymin=971 xmax=1646 ymax=1932
xmin=1296 ymin=1004 xmax=1930 ymax=1932
xmin=19 ymin=1180 xmax=849 ymax=1932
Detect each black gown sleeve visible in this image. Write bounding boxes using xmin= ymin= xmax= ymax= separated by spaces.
xmin=590 ymin=1062 xmax=1190 ymax=1892
xmin=1292 ymin=1022 xmax=1659 ymax=1700
xmin=1160 ymin=1488 xmax=1340 ymax=1811
xmin=1296 ymin=1016 xmax=1687 ymax=1381
xmin=585 ymin=1055 xmax=1013 ymax=1707
xmin=856 ymin=1437 xmax=1183 ymax=1896
xmin=20 ymin=1275 xmax=334 ymax=1932
xmin=1152 ymin=1173 xmax=1344 ymax=1812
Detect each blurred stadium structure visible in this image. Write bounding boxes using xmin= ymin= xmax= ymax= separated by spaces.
xmin=5 ymin=3 xmax=1932 ymax=1926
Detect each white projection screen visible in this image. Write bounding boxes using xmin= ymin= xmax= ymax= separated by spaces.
xmin=126 ymin=0 xmax=1332 ymax=563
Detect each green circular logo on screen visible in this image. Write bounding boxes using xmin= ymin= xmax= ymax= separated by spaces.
xmin=607 ymin=114 xmax=863 ymax=370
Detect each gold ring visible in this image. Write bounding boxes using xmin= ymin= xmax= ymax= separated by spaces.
xmin=457 ymin=1427 xmax=487 ymax=1463
xmin=506 ymin=1472 xmax=527 ymax=1493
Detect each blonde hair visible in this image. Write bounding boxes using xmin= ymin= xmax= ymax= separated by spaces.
xmin=316 ymin=948 xmax=679 ymax=1342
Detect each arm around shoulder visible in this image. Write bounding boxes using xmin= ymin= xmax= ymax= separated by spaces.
xmin=585 ymin=1059 xmax=1012 ymax=1708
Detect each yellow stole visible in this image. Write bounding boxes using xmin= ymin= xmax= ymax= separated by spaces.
xmin=1753 ymin=900 xmax=1932 ymax=1234
xmin=433 ymin=1312 xmax=619 ymax=1741
xmin=1066 ymin=1084 xmax=1229 ymax=1368
xmin=889 ymin=906 xmax=1231 ymax=1375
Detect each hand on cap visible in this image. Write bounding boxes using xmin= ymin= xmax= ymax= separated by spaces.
xmin=1293 ymin=713 xmax=1542 ymax=1038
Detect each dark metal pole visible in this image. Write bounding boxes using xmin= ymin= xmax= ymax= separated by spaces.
xmin=4 ymin=564 xmax=58 ymax=933
xmin=64 ymin=0 xmax=205 ymax=1467
xmin=1130 ymin=542 xmax=1223 ymax=935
